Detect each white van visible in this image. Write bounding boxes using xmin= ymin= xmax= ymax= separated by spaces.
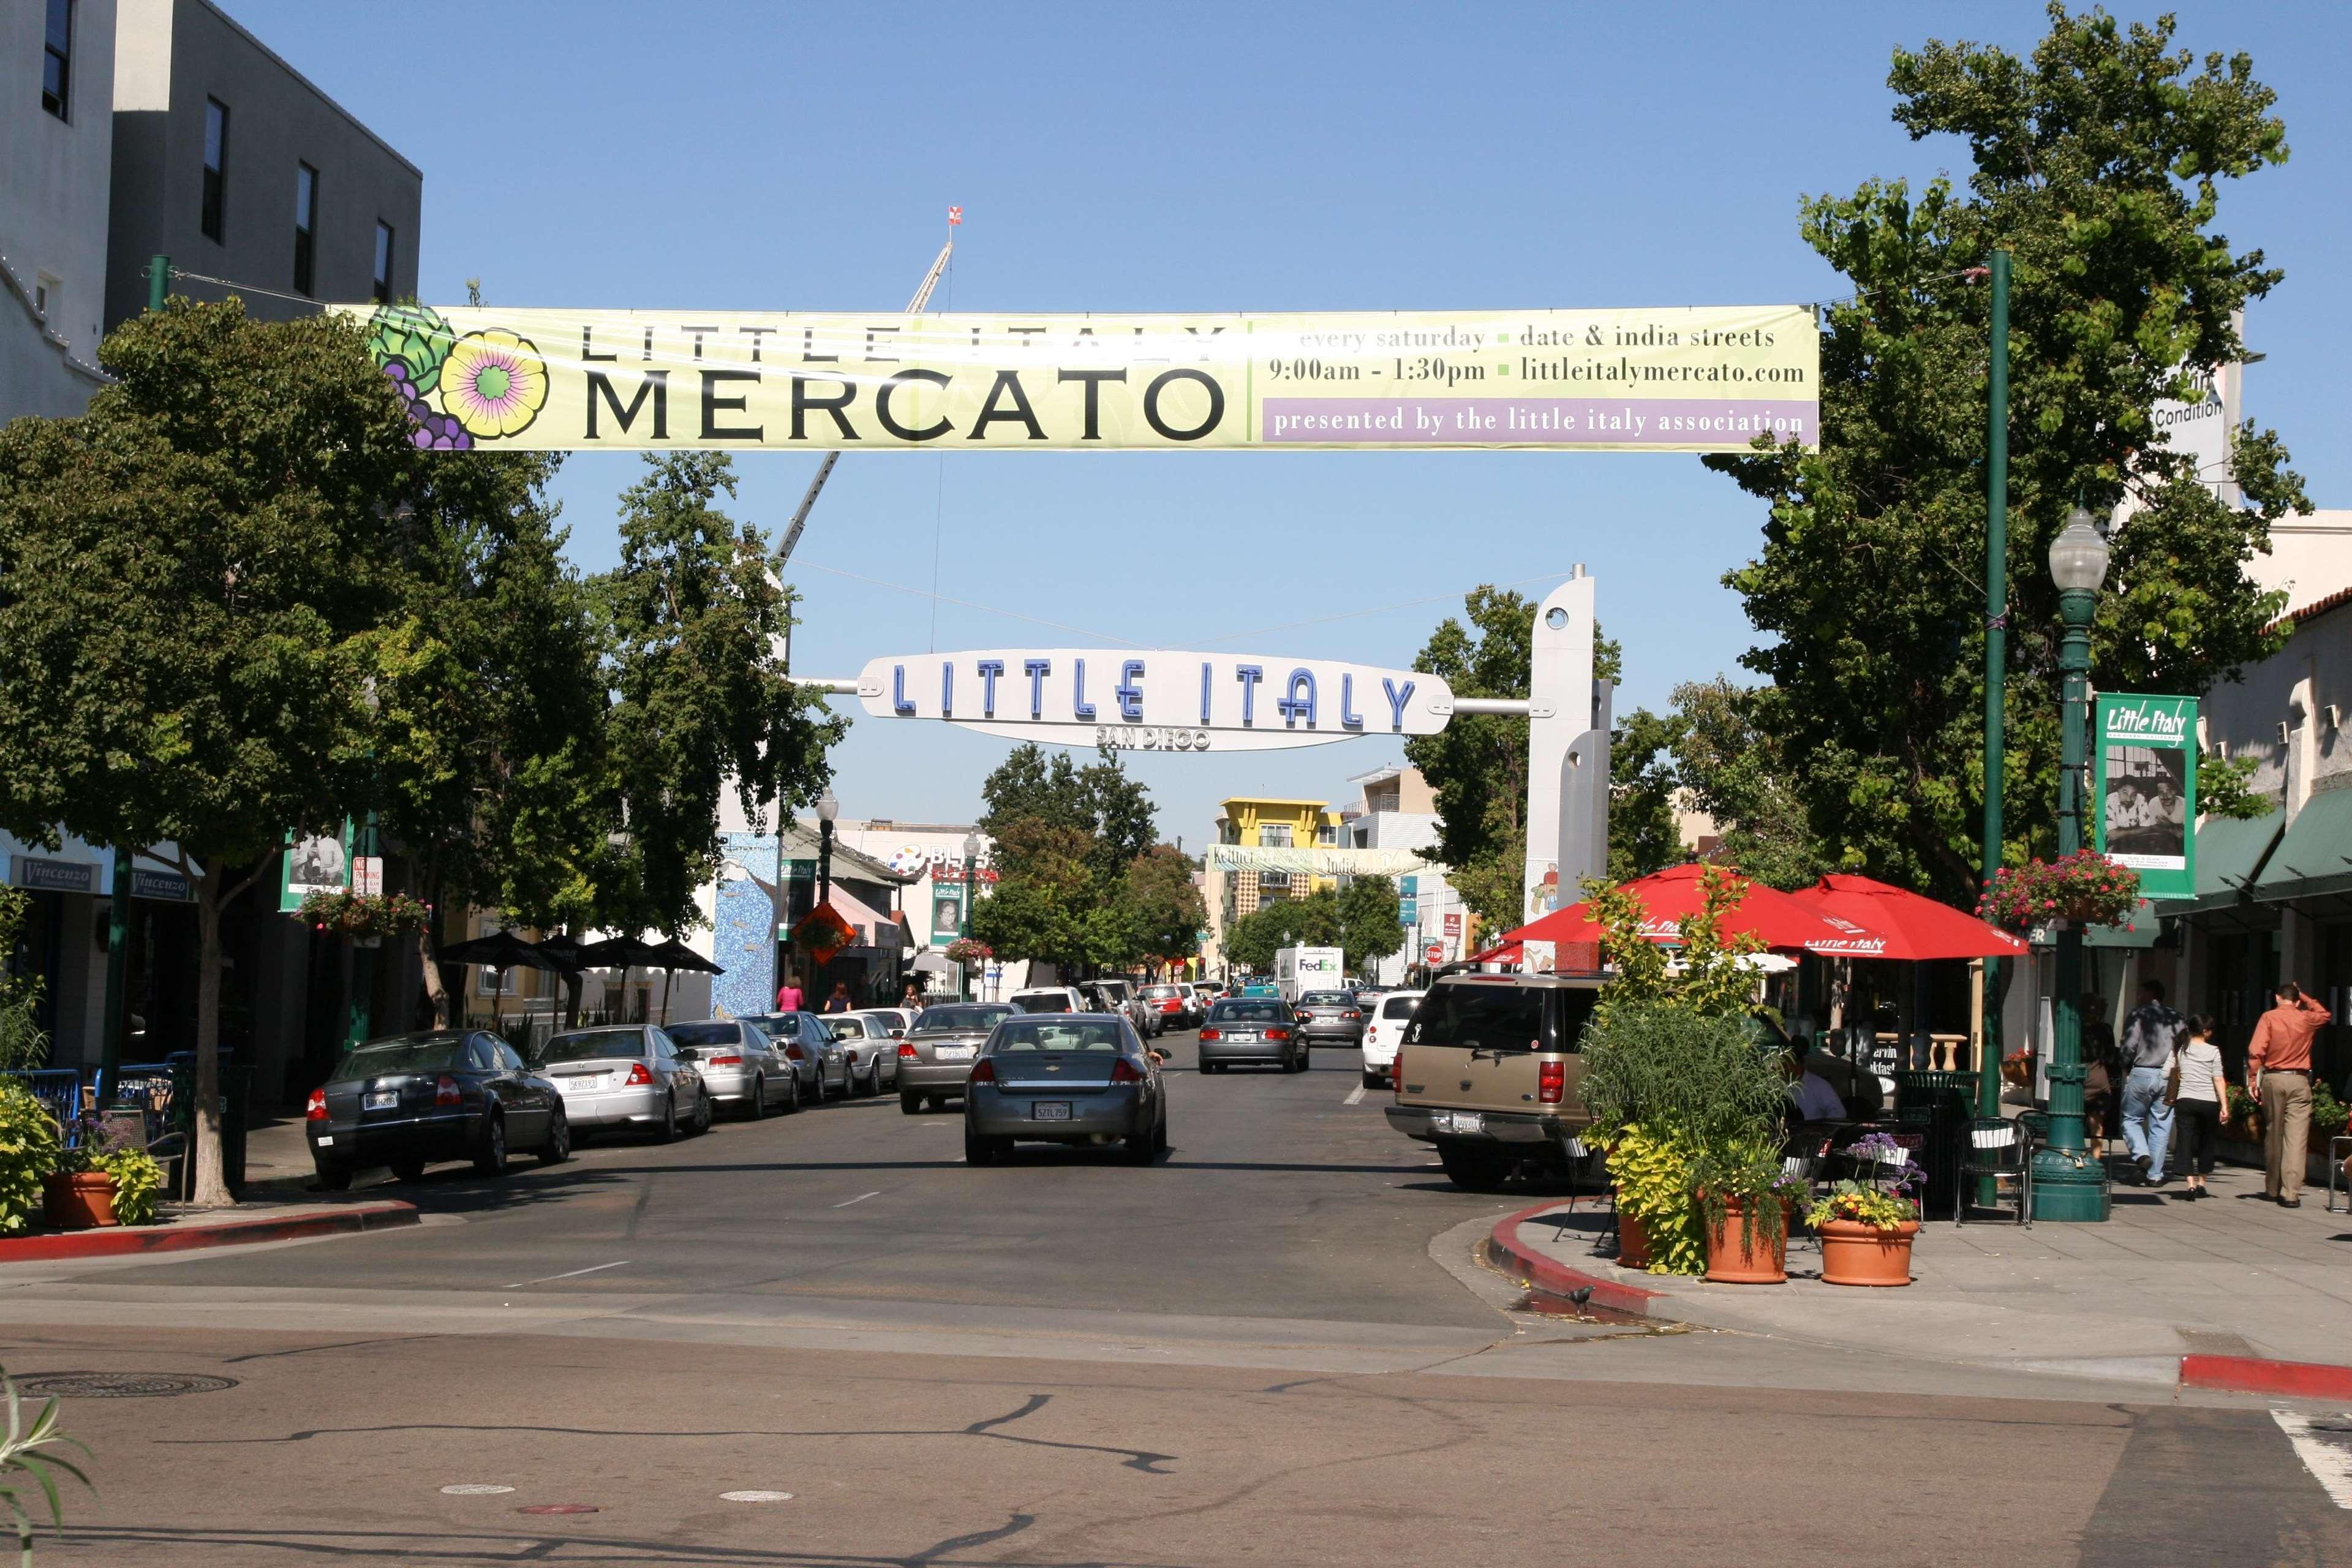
xmin=1272 ymin=946 xmax=1344 ymax=1004
xmin=1009 ymin=986 xmax=1087 ymax=1014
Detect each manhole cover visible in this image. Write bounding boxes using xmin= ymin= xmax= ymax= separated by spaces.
xmin=15 ymin=1372 xmax=238 ymax=1400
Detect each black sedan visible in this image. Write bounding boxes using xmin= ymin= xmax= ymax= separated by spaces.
xmin=307 ymin=1029 xmax=570 ymax=1188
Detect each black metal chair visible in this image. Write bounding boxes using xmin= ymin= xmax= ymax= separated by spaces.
xmin=1955 ymin=1116 xmax=2032 ymax=1226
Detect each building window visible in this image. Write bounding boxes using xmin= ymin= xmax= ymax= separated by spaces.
xmin=34 ymin=274 xmax=59 ymax=320
xmin=1257 ymin=824 xmax=1293 ymax=848
xmin=201 ymin=99 xmax=230 ymax=242
xmin=41 ymin=0 xmax=72 ymax=119
xmin=292 ymin=164 xmax=318 ymax=295
xmin=372 ymin=221 xmax=394 ymax=303
xmin=1317 ymin=823 xmax=1337 ymax=845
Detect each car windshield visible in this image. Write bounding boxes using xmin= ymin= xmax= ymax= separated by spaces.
xmin=663 ymin=1022 xmax=742 ymax=1049
xmin=990 ymin=1020 xmax=1125 ymax=1053
xmin=914 ymin=1006 xmax=1009 ymax=1034
xmin=1301 ymin=992 xmax=1349 ymax=1006
xmin=1010 ymin=993 xmax=1070 ymax=1014
xmin=1406 ymin=982 xmax=1584 ymax=1054
xmin=539 ymin=1029 xmax=645 ymax=1065
xmin=1209 ymin=1000 xmax=1286 ymax=1022
xmin=827 ymin=1017 xmax=868 ymax=1038
xmin=331 ymin=1034 xmax=469 ymax=1080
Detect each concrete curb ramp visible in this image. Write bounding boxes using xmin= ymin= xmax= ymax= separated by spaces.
xmin=0 ymin=1200 xmax=418 ymax=1262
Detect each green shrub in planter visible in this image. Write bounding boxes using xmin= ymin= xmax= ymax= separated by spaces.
xmin=94 ymin=1150 xmax=165 ymax=1227
xmin=0 ymin=1086 xmax=58 ymax=1234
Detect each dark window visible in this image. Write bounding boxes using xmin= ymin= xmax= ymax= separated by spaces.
xmin=292 ymin=163 xmax=317 ymax=295
xmin=372 ymin=221 xmax=394 ymax=303
xmin=41 ymin=0 xmax=71 ymax=120
xmin=1404 ymin=981 xmax=1551 ymax=1054
xmin=666 ymin=1022 xmax=745 ymax=1049
xmin=201 ymin=99 xmax=229 ymax=242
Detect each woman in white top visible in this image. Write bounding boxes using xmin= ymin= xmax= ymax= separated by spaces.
xmin=2170 ymin=1014 xmax=2228 ymax=1199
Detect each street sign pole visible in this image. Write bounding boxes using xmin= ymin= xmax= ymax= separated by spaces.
xmin=1977 ymin=249 xmax=2011 ymax=1158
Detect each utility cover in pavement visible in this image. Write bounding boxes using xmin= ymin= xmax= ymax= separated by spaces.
xmin=15 ymin=1372 xmax=238 ymax=1398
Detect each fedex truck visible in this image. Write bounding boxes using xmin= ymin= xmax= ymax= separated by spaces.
xmin=1273 ymin=946 xmax=1343 ymax=1003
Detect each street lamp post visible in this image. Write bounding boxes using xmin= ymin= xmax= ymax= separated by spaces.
xmin=2031 ymin=507 xmax=2113 ymax=1223
xmin=816 ymin=790 xmax=838 ymax=907
xmin=960 ymin=831 xmax=980 ymax=1003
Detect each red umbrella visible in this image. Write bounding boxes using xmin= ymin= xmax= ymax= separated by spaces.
xmin=1463 ymin=940 xmax=1524 ymax=967
xmin=1503 ymin=864 xmax=1880 ymax=956
xmin=1785 ymin=874 xmax=2024 ymax=960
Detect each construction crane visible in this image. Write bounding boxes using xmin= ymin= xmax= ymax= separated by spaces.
xmin=773 ymin=229 xmax=957 ymax=568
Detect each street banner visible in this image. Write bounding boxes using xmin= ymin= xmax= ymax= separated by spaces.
xmin=346 ymin=303 xmax=1817 ymax=454
xmin=2093 ymin=695 xmax=2198 ymax=899
xmin=280 ymin=821 xmax=353 ymax=911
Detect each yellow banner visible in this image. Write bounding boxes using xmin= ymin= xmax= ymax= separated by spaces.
xmin=343 ymin=304 xmax=1817 ymax=453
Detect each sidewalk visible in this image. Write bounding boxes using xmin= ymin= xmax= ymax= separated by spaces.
xmin=1495 ymin=1161 xmax=2352 ymax=1390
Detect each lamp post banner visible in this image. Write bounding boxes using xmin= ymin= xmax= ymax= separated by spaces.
xmin=2092 ymin=694 xmax=2198 ymax=898
xmin=345 ymin=302 xmax=1818 ymax=453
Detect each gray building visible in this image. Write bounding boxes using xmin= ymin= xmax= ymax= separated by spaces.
xmin=107 ymin=0 xmax=420 ymax=330
xmin=1 ymin=0 xmax=117 ymax=420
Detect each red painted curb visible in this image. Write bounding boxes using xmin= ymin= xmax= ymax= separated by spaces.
xmin=0 ymin=1201 xmax=418 ymax=1262
xmin=2179 ymin=1353 xmax=2352 ymax=1401
xmin=1488 ymin=1200 xmax=1670 ymax=1319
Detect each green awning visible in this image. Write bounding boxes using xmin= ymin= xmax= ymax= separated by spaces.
xmin=2155 ymin=804 xmax=2284 ymax=916
xmin=2254 ymin=788 xmax=2352 ymax=902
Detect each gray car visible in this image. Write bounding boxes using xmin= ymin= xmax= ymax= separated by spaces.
xmin=738 ymin=1011 xmax=852 ymax=1102
xmin=535 ymin=1025 xmax=714 ymax=1141
xmin=826 ymin=1012 xmax=900 ymax=1095
xmin=663 ymin=1019 xmax=796 ymax=1118
xmin=1196 ymin=997 xmax=1307 ymax=1073
xmin=1294 ymin=990 xmax=1366 ymax=1047
xmin=898 ymin=1003 xmax=1013 ymax=1113
xmin=963 ymin=1012 xmax=1167 ymax=1165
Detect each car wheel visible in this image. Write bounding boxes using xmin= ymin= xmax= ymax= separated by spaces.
xmin=964 ymin=1130 xmax=1003 ymax=1166
xmin=314 ymin=1163 xmax=353 ymax=1192
xmin=693 ymin=1090 xmax=714 ymax=1134
xmin=390 ymin=1157 xmax=426 ymax=1183
xmin=745 ymin=1075 xmax=767 ymax=1121
xmin=783 ymin=1071 xmax=804 ymax=1114
xmin=540 ymin=1107 xmax=571 ymax=1165
xmin=1125 ymin=1123 xmax=1158 ymax=1165
xmin=900 ymin=1090 xmax=922 ymax=1115
xmin=1436 ymin=1142 xmax=1515 ymax=1193
xmin=1362 ymin=1069 xmax=1386 ymax=1090
xmin=1197 ymin=1059 xmax=1213 ymax=1075
xmin=858 ymin=1063 xmax=878 ymax=1098
xmin=473 ymin=1114 xmax=509 ymax=1178
xmin=1155 ymin=1112 xmax=1170 ymax=1153
xmin=659 ymin=1093 xmax=682 ymax=1143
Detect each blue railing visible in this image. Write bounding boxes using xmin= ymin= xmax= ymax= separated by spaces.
xmin=0 ymin=1069 xmax=90 ymax=1145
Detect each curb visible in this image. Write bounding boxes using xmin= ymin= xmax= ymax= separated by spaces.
xmin=2180 ymin=1353 xmax=2352 ymax=1402
xmin=1487 ymin=1200 xmax=1672 ymax=1319
xmin=0 ymin=1200 xmax=418 ymax=1262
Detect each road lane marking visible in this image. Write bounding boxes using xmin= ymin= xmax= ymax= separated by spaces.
xmin=504 ymin=1261 xmax=630 ymax=1288
xmin=833 ymin=1191 xmax=882 ymax=1208
xmin=720 ymin=1490 xmax=795 ymax=1502
xmin=1343 ymin=1084 xmax=1368 ymax=1106
xmin=441 ymin=1484 xmax=514 ymax=1496
xmin=2272 ymin=1411 xmax=2352 ymax=1509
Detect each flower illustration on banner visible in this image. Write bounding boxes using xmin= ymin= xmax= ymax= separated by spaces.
xmin=439 ymin=330 xmax=549 ymax=439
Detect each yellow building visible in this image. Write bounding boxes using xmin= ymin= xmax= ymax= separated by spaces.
xmin=1204 ymin=796 xmax=1344 ymax=973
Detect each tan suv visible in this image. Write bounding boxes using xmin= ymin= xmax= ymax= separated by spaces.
xmin=1383 ymin=972 xmax=1600 ymax=1191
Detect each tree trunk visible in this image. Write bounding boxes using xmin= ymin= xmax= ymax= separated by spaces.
xmin=564 ymin=968 xmax=582 ymax=1031
xmin=190 ymin=873 xmax=231 ymax=1208
xmin=417 ymin=868 xmax=450 ymax=1028
xmin=660 ymin=967 xmax=674 ymax=1024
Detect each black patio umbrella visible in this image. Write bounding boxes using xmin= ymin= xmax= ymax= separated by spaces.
xmin=576 ymin=936 xmax=671 ymax=1025
xmin=532 ymin=932 xmax=591 ymax=972
xmin=641 ymin=938 xmax=722 ymax=1025
xmin=432 ymin=930 xmax=566 ymax=1025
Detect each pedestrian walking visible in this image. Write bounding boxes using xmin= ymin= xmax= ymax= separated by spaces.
xmin=2169 ymin=1014 xmax=2228 ymax=1199
xmin=901 ymin=981 xmax=924 ymax=1011
xmin=775 ymin=974 xmax=804 ymax=1013
xmin=2248 ymin=981 xmax=2329 ymax=1207
xmin=821 ymin=981 xmax=853 ymax=1014
xmin=2118 ymin=979 xmax=2184 ymax=1185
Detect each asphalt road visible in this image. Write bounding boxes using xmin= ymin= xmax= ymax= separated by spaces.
xmin=0 ymin=1030 xmax=2345 ymax=1567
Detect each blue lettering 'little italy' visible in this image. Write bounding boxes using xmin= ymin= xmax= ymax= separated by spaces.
xmin=858 ymin=649 xmax=1453 ymax=753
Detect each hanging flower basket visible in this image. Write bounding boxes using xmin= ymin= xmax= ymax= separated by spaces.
xmin=790 ymin=903 xmax=857 ymax=966
xmin=298 ymin=889 xmax=435 ymax=939
xmin=944 ymin=937 xmax=992 ymax=967
xmin=1975 ymin=851 xmax=2139 ymax=934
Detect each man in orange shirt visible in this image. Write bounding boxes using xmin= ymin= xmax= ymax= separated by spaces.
xmin=2247 ymin=981 xmax=2331 ymax=1206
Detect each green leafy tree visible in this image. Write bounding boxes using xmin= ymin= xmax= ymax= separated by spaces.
xmin=973 ymin=744 xmax=1163 ymax=971
xmin=1610 ymin=707 xmax=1689 ymax=883
xmin=0 ymin=891 xmax=50 ymax=1071
xmin=1333 ymin=875 xmax=1406 ymax=974
xmin=1221 ymin=878 xmax=1402 ymax=976
xmin=0 ymin=299 xmax=423 ymax=1205
xmin=1706 ymin=6 xmax=2305 ymax=903
xmin=1118 ymin=845 xmax=1207 ymax=973
xmin=1668 ymin=678 xmax=1828 ymax=890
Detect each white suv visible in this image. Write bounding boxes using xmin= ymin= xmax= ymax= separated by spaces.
xmin=1359 ymin=989 xmax=1425 ymax=1089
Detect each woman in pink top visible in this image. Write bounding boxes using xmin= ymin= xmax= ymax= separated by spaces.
xmin=775 ymin=976 xmax=804 ymax=1012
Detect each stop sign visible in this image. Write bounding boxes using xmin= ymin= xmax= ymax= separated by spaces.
xmin=1423 ymin=943 xmax=1444 ymax=962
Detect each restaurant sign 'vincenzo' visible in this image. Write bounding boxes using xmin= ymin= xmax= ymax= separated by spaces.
xmin=854 ymin=651 xmax=1457 ymax=752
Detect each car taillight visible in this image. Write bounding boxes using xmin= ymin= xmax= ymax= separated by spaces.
xmin=1109 ymin=1058 xmax=1144 ymax=1084
xmin=435 ymin=1074 xmax=461 ymax=1106
xmin=784 ymin=1044 xmax=806 ymax=1062
xmin=898 ymin=1042 xmax=919 ymax=1059
xmin=1267 ymin=1028 xmax=1291 ymax=1041
xmin=305 ymin=1088 xmax=327 ymax=1121
xmin=625 ymin=1062 xmax=654 ymax=1086
xmin=1344 ymin=1010 xmax=1360 ymax=1020
xmin=708 ymin=1054 xmax=742 ymax=1068
xmin=1199 ymin=1027 xmax=1221 ymax=1041
xmin=1539 ymin=1060 xmax=1566 ymax=1104
xmin=970 ymin=1057 xmax=996 ymax=1084
xmin=1392 ymin=1051 xmax=1405 ymax=1093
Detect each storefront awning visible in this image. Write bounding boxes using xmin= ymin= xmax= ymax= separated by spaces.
xmin=2254 ymin=788 xmax=2352 ymax=902
xmin=2155 ymin=805 xmax=2285 ymax=916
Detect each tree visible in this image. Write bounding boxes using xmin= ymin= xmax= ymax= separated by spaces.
xmin=1333 ymin=875 xmax=1406 ymax=974
xmin=1668 ymin=679 xmax=1828 ymax=891
xmin=0 ymin=298 xmax=423 ymax=1205
xmin=1221 ymin=878 xmax=1403 ymax=976
xmin=1610 ymin=707 xmax=1689 ymax=883
xmin=1118 ymin=846 xmax=1206 ymax=973
xmin=1706 ymin=6 xmax=2305 ymax=903
xmin=973 ymin=744 xmax=1165 ymax=971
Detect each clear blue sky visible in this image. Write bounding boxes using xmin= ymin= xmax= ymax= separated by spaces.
xmin=230 ymin=0 xmax=2352 ymax=845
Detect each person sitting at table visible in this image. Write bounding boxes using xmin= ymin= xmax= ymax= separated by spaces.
xmin=1804 ymin=1042 xmax=1884 ymax=1119
xmin=1785 ymin=1047 xmax=1845 ymax=1123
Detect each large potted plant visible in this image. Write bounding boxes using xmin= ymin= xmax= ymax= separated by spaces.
xmin=1805 ymin=1133 xmax=1922 ymax=1286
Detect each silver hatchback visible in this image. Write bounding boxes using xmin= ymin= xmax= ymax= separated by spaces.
xmin=897 ymin=1003 xmax=1013 ymax=1113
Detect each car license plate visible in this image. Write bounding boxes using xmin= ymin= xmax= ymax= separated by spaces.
xmin=314 ymin=1134 xmax=334 ymax=1146
xmin=1447 ymin=1112 xmax=1483 ymax=1134
xmin=1228 ymin=1031 xmax=1257 ymax=1042
xmin=364 ymin=1090 xmax=397 ymax=1110
xmin=937 ymin=1045 xmax=975 ymax=1061
xmin=1031 ymin=1102 xmax=1072 ymax=1121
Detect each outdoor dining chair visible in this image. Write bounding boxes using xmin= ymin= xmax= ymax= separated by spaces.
xmin=1956 ymin=1116 xmax=2032 ymax=1226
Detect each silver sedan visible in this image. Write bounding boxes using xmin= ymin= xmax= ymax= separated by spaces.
xmin=897 ymin=1003 xmax=1013 ymax=1113
xmin=738 ymin=1012 xmax=852 ymax=1101
xmin=826 ymin=1012 xmax=902 ymax=1095
xmin=534 ymin=1025 xmax=713 ymax=1141
xmin=963 ymin=1012 xmax=1167 ymax=1166
xmin=663 ymin=1018 xmax=796 ymax=1118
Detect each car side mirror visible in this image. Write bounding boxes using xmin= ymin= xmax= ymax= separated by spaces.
xmin=674 ymin=1047 xmax=699 ymax=1062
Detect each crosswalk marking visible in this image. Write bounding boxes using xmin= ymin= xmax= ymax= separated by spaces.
xmin=1343 ymin=1084 xmax=1368 ymax=1106
xmin=2272 ymin=1410 xmax=2352 ymax=1509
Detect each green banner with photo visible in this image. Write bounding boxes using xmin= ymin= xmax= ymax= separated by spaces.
xmin=2093 ymin=694 xmax=2198 ymax=900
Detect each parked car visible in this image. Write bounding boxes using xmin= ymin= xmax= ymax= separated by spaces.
xmin=739 ymin=1011 xmax=853 ymax=1101
xmin=963 ymin=1012 xmax=1167 ymax=1166
xmin=1009 ymin=986 xmax=1086 ymax=1014
xmin=1294 ymin=990 xmax=1366 ymax=1048
xmin=1140 ymin=982 xmax=1197 ymax=1030
xmin=1196 ymin=997 xmax=1307 ymax=1074
xmin=897 ymin=1002 xmax=1014 ymax=1113
xmin=662 ymin=1019 xmax=794 ymax=1119
xmin=532 ymin=1023 xmax=722 ymax=1139
xmin=308 ymin=1029 xmax=571 ymax=1188
xmin=1087 ymin=978 xmax=1161 ymax=1039
xmin=1358 ymin=989 xmax=1424 ymax=1089
xmin=1385 ymin=972 xmax=1600 ymax=1191
xmin=826 ymin=1012 xmax=901 ymax=1094
xmin=861 ymin=1007 xmax=918 ymax=1039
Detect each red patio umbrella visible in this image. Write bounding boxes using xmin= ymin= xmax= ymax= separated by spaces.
xmin=1784 ymin=874 xmax=2024 ymax=960
xmin=1463 ymin=940 xmax=1524 ymax=967
xmin=1502 ymin=864 xmax=1880 ymax=956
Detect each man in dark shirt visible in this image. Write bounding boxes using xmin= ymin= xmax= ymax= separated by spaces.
xmin=2118 ymin=979 xmax=2184 ymax=1185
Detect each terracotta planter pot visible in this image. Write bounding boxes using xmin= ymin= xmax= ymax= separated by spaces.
xmin=1702 ymin=1196 xmax=1787 ymax=1284
xmin=1615 ymin=1212 xmax=1652 ymax=1270
xmin=1817 ymin=1218 xmax=1919 ymax=1287
xmin=42 ymin=1172 xmax=118 ymax=1231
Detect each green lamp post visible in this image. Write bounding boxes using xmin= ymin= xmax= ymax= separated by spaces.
xmin=960 ymin=831 xmax=979 ymax=1003
xmin=2030 ymin=507 xmax=2114 ymax=1223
